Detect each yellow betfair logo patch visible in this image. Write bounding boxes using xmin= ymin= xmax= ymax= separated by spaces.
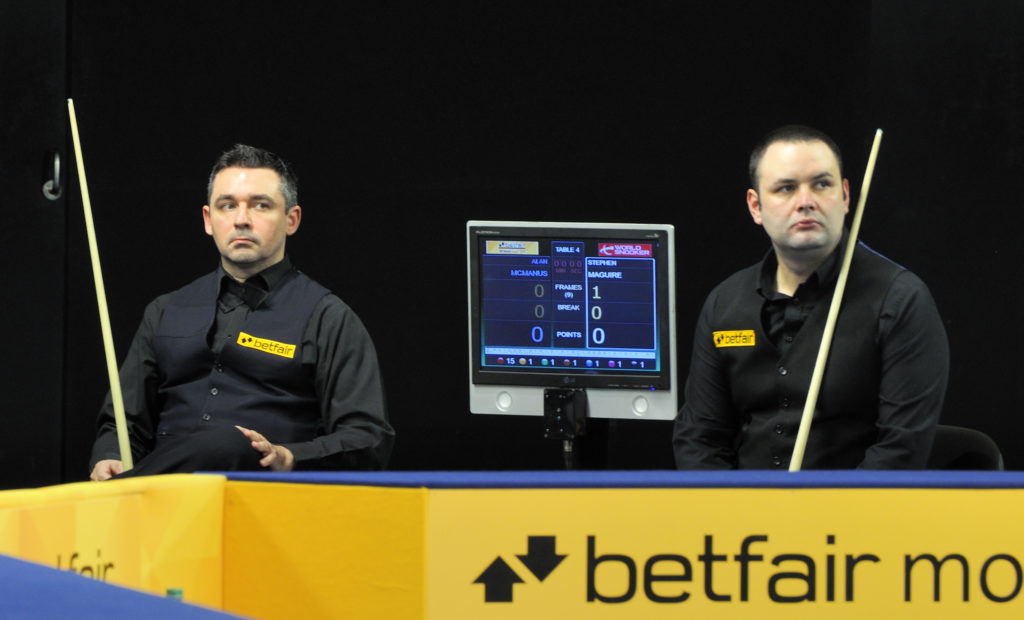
xmin=713 ymin=330 xmax=756 ymax=348
xmin=237 ymin=332 xmax=296 ymax=359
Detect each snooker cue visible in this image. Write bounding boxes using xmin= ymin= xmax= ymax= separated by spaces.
xmin=789 ymin=128 xmax=883 ymax=472
xmin=67 ymin=98 xmax=134 ymax=471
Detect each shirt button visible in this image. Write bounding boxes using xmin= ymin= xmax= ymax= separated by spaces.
xmin=772 ymin=455 xmax=782 ymax=467
xmin=774 ymin=424 xmax=784 ymax=435
xmin=210 ymin=387 xmax=218 ymax=395
xmin=778 ymin=366 xmax=788 ymax=376
xmin=784 ymin=335 xmax=794 ymax=343
xmin=202 ymin=414 xmax=211 ymax=421
xmin=781 ymin=398 xmax=790 ymax=408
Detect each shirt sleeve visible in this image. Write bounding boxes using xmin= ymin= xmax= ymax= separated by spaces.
xmin=89 ymin=296 xmax=168 ymax=470
xmin=281 ymin=294 xmax=395 ymax=470
xmin=859 ymin=270 xmax=949 ymax=469
xmin=672 ymin=288 xmax=742 ymax=469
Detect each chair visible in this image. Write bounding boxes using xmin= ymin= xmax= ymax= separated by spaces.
xmin=926 ymin=424 xmax=1004 ymax=470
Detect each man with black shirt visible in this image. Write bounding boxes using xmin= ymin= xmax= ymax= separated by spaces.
xmin=90 ymin=145 xmax=393 ymax=479
xmin=673 ymin=125 xmax=947 ymax=469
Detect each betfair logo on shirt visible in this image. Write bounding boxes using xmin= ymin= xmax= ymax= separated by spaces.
xmin=237 ymin=332 xmax=296 ymax=359
xmin=713 ymin=330 xmax=756 ymax=348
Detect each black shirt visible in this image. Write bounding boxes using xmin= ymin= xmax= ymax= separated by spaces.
xmin=673 ymin=235 xmax=949 ymax=469
xmin=90 ymin=256 xmax=394 ymax=470
xmin=759 ymin=247 xmax=839 ymax=356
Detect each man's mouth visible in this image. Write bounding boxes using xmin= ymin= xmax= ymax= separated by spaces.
xmin=793 ymin=218 xmax=820 ymax=230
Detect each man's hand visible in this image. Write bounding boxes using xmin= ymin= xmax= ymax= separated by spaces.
xmin=91 ymin=459 xmax=124 ymax=481
xmin=235 ymin=425 xmax=295 ymax=471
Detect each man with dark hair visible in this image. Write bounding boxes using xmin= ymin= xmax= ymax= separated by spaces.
xmin=747 ymin=125 xmax=843 ymax=190
xmin=673 ymin=125 xmax=948 ymax=469
xmin=90 ymin=145 xmax=394 ymax=479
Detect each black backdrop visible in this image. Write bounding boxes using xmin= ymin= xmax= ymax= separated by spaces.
xmin=56 ymin=1 xmax=1022 ymax=480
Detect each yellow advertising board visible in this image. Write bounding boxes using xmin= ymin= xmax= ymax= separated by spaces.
xmin=3 ymin=473 xmax=1024 ymax=618
xmin=426 ymin=487 xmax=1024 ymax=618
xmin=221 ymin=481 xmax=427 ymax=619
xmin=0 ymin=475 xmax=224 ymax=608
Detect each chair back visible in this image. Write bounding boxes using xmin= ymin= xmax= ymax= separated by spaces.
xmin=927 ymin=424 xmax=1004 ymax=470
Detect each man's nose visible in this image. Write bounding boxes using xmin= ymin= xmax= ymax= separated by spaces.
xmin=796 ymin=185 xmax=816 ymax=210
xmin=233 ymin=204 xmax=252 ymax=226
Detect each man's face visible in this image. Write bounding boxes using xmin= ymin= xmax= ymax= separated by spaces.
xmin=747 ymin=140 xmax=849 ymax=259
xmin=203 ymin=166 xmax=301 ymax=280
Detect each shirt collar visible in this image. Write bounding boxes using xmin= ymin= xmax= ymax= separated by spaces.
xmin=757 ymin=229 xmax=849 ymax=299
xmin=217 ymin=255 xmax=293 ymax=308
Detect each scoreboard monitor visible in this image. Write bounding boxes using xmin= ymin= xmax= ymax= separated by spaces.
xmin=467 ymin=221 xmax=677 ymax=420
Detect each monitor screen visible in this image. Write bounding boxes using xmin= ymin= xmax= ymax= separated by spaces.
xmin=467 ymin=221 xmax=676 ymax=420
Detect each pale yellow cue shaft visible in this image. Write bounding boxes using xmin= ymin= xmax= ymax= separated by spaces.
xmin=67 ymin=98 xmax=133 ymax=471
xmin=789 ymin=129 xmax=884 ymax=472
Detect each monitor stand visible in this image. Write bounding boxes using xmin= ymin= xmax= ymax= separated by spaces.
xmin=543 ymin=388 xmax=588 ymax=470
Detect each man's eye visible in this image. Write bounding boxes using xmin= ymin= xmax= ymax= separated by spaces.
xmin=255 ymin=202 xmax=270 ymax=209
xmin=219 ymin=203 xmax=235 ymax=210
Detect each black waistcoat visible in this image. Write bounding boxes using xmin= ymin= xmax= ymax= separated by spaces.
xmin=152 ymin=269 xmax=329 ymax=446
xmin=712 ymin=243 xmax=904 ymax=468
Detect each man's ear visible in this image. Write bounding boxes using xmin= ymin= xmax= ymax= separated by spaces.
xmin=203 ymin=205 xmax=213 ymax=236
xmin=842 ymin=178 xmax=851 ymax=214
xmin=286 ymin=205 xmax=302 ymax=235
xmin=747 ymin=189 xmax=763 ymax=225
